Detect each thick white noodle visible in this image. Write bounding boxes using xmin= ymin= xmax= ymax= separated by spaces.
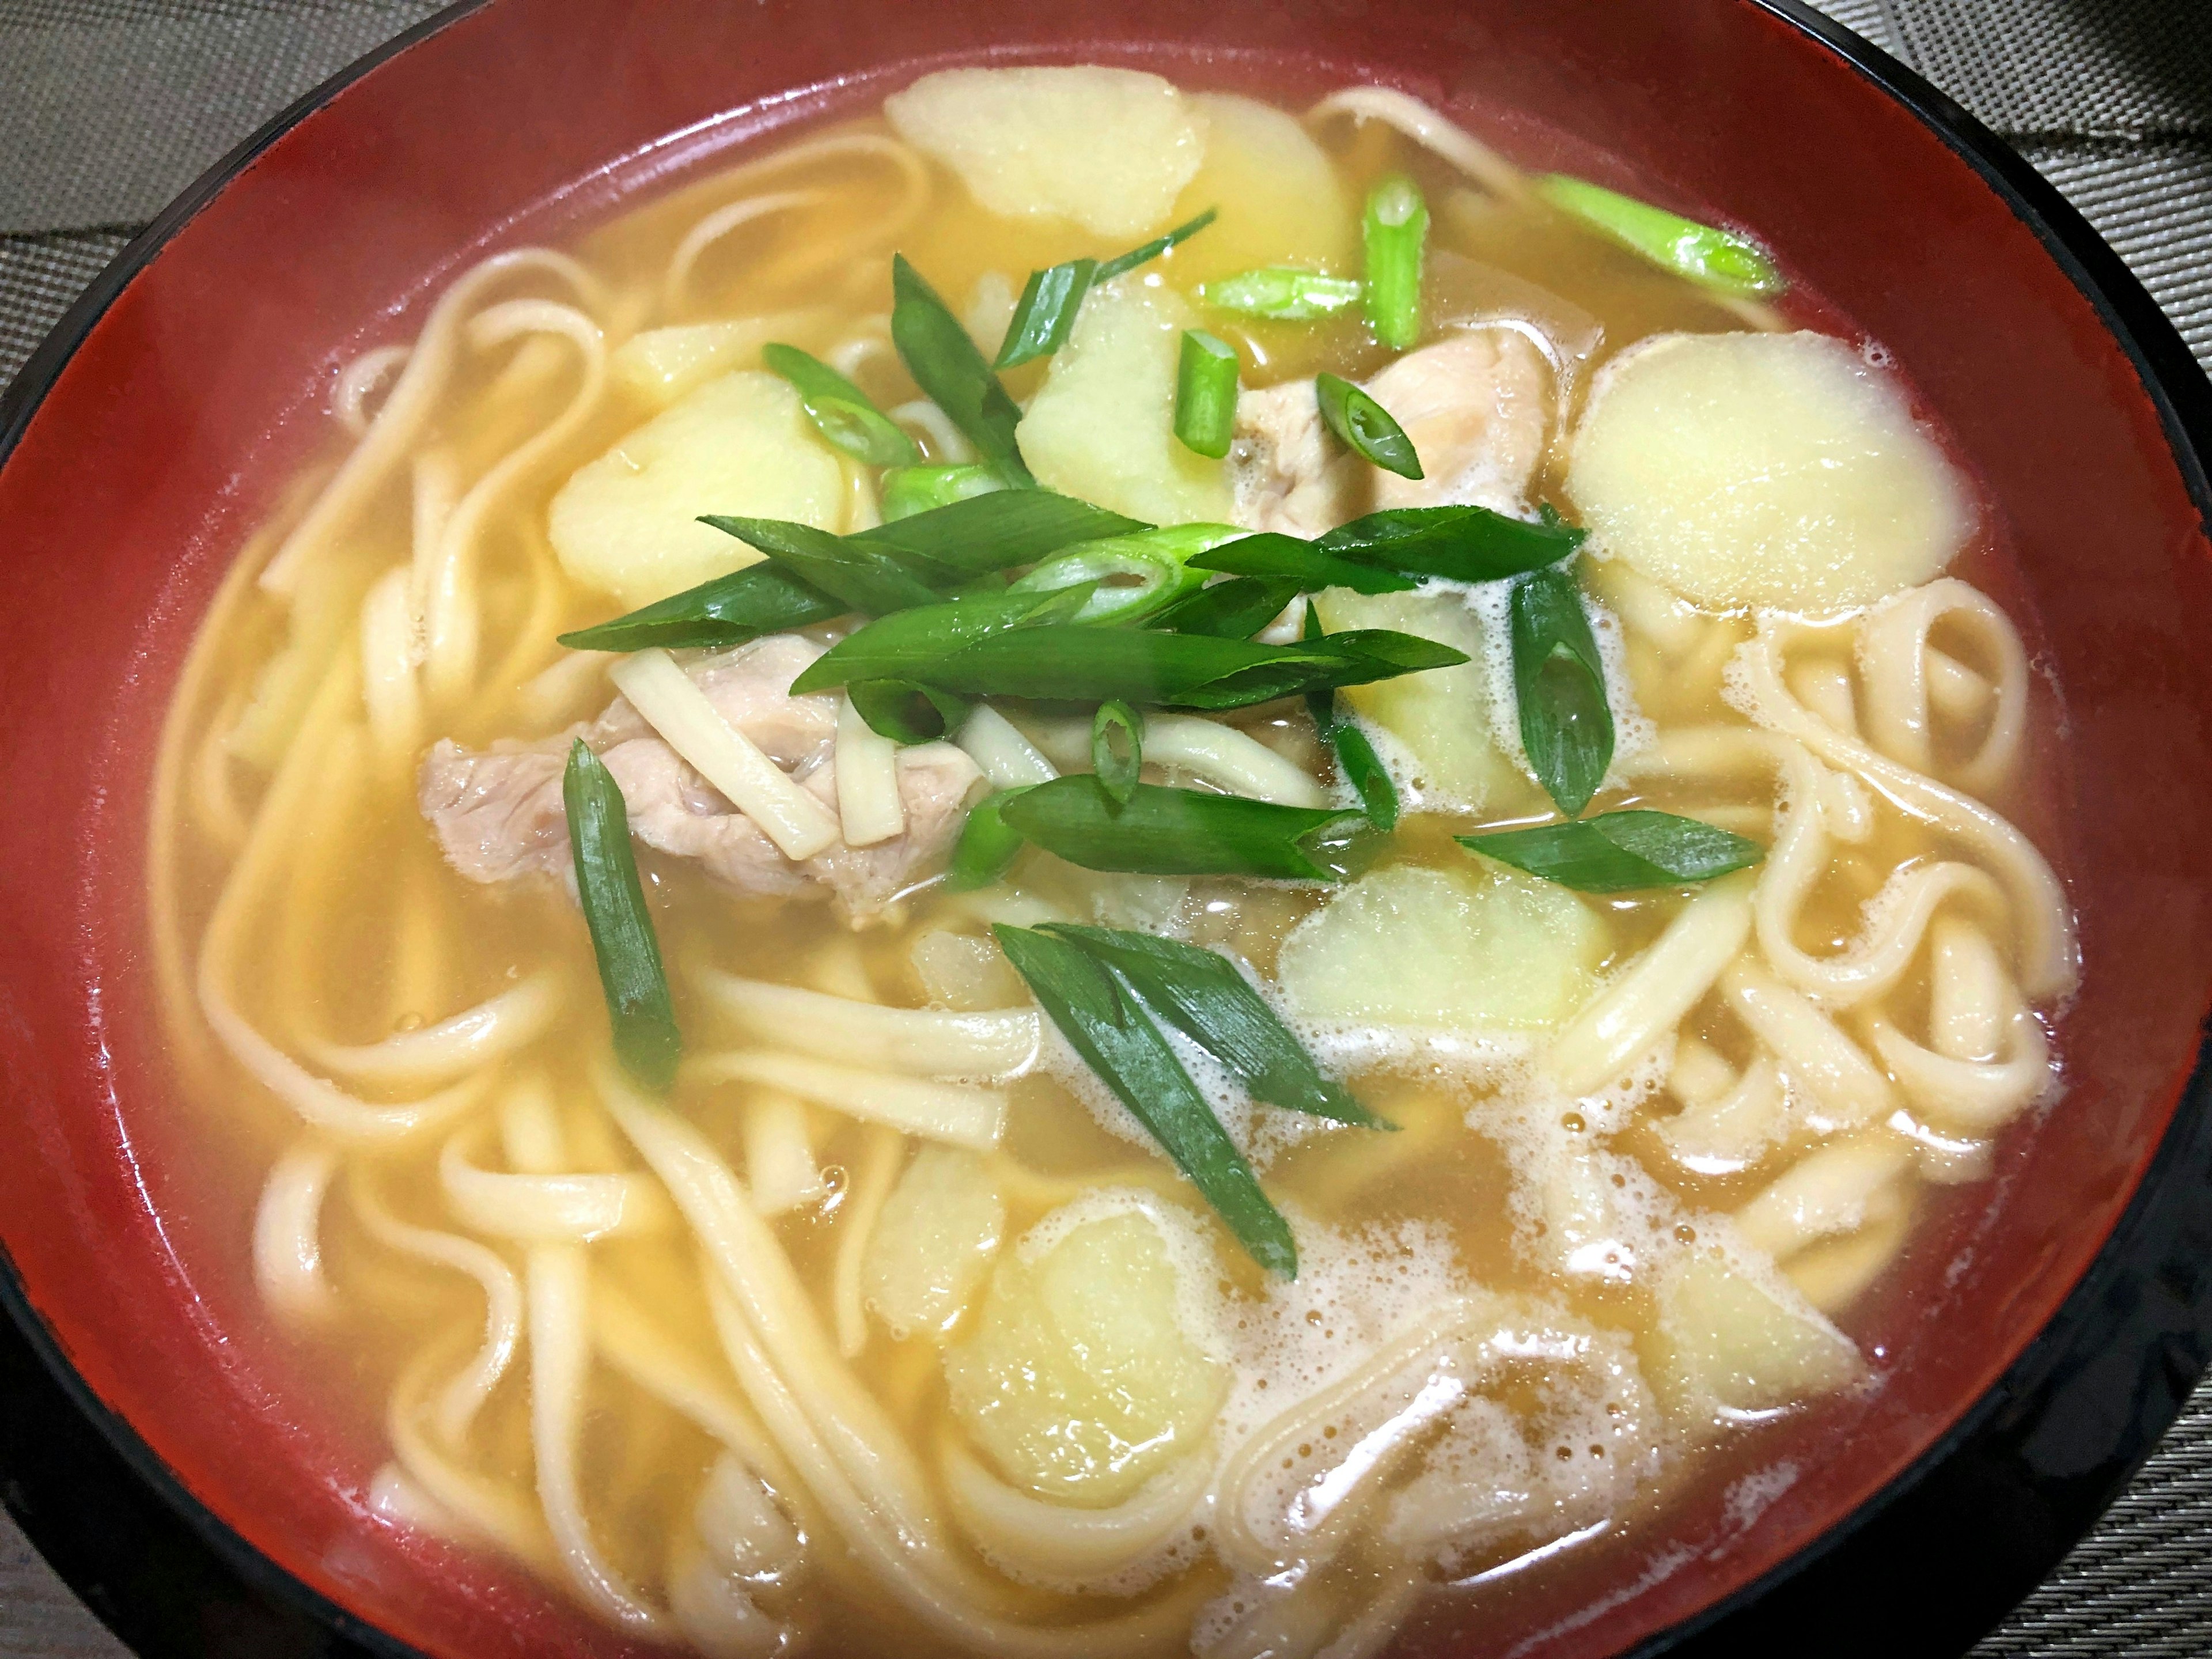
xmin=438 ymin=1120 xmax=672 ymax=1242
xmin=1858 ymin=577 xmax=2028 ymax=798
xmin=334 ymin=344 xmax=411 ymax=437
xmin=1657 ymin=1052 xmax=1789 ymax=1176
xmin=252 ymin=1138 xmax=340 ymax=1324
xmin=836 ymin=695 xmax=907 ymax=847
xmin=664 ymin=190 xmax=824 ymax=315
xmin=527 ymin=1246 xmax=672 ymax=1635
xmin=743 ymin=1089 xmax=826 ymax=1215
xmin=1306 ymin=88 xmax=1527 ymax=200
xmin=1868 ymin=919 xmax=2053 ymax=1137
xmin=1144 ymin=715 xmax=1328 ymax=807
xmin=941 ymin=1436 xmax=1210 ymax=1588
xmin=1719 ymin=958 xmax=1893 ymax=1132
xmin=611 ymin=648 xmax=841 ymax=861
xmin=1733 ymin=1134 xmax=1913 ymax=1261
xmin=957 ymin=704 xmax=1059 ymax=789
xmin=1547 ymin=874 xmax=1753 ymax=1097
xmin=688 ymin=1051 xmax=1006 ymax=1150
xmin=259 ymin=248 xmax=601 ymax=596
xmin=298 ymin=971 xmax=565 ymax=1089
xmin=832 ymin=1127 xmax=906 ymax=1359
xmin=693 ymin=968 xmax=1039 ymax=1080
xmin=358 ymin=565 xmax=424 ymax=777
xmin=1732 ymin=621 xmax=2077 ymax=999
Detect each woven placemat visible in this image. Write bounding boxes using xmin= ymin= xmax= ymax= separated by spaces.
xmin=1 ymin=3 xmax=2209 ymax=1656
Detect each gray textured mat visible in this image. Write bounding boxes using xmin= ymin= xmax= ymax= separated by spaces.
xmin=1 ymin=3 xmax=2209 ymax=1657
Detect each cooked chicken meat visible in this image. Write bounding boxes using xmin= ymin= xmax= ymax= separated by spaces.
xmin=419 ymin=634 xmax=984 ymax=918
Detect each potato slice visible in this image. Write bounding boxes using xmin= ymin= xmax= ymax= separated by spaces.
xmin=1165 ymin=93 xmax=1355 ymax=287
xmin=548 ymin=370 xmax=845 ymax=608
xmin=945 ymin=1206 xmax=1227 ymax=1503
xmin=1646 ymin=1245 xmax=1864 ymax=1422
xmin=608 ymin=312 xmax=833 ymax=408
xmin=1312 ymin=589 xmax=1521 ymax=810
xmin=1016 ymin=280 xmax=1232 ymax=524
xmin=862 ymin=1146 xmax=1006 ymax=1341
xmin=885 ymin=66 xmax=1207 ymax=240
xmin=1278 ymin=862 xmax=1606 ymax=1032
xmin=1567 ymin=331 xmax=1971 ymax=612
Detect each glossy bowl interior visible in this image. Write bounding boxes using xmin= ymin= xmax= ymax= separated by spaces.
xmin=3 ymin=2 xmax=2211 ymax=1656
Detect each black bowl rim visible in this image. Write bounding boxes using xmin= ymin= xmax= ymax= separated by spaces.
xmin=2 ymin=2 xmax=2210 ymax=1656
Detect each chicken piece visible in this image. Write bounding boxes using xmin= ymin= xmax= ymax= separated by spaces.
xmin=1365 ymin=328 xmax=1551 ymax=514
xmin=418 ymin=635 xmax=985 ymax=919
xmin=1228 ymin=327 xmax=1552 ymax=535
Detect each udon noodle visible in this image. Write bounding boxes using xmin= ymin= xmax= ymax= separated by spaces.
xmin=148 ymin=67 xmax=2074 ymax=1658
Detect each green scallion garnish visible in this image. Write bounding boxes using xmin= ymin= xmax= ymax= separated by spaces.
xmin=1033 ymin=923 xmax=1384 ymax=1128
xmin=995 ymin=257 xmax=1100 ymax=370
xmin=993 ymin=923 xmax=1298 ymax=1277
xmin=1189 ymin=531 xmax=1418 ymax=596
xmin=1362 ymin=174 xmax=1428 ymax=350
xmin=1319 ymin=505 xmax=1584 ymax=584
xmin=1458 ymin=809 xmax=1763 ymax=892
xmin=1302 ymin=603 xmax=1399 ymax=831
xmin=999 ymin=777 xmax=1380 ymax=881
xmin=1201 ymin=268 xmax=1363 ymax=321
xmin=563 ymin=740 xmax=679 ymax=1090
xmin=846 ymin=679 xmax=971 ymax=744
xmin=946 ymin=788 xmax=1035 ymax=890
xmin=892 ymin=254 xmax=1034 ymax=486
xmin=1006 ymin=525 xmax=1225 ymax=625
xmin=1316 ymin=373 xmax=1422 ymax=480
xmin=1090 ymin=700 xmax=1143 ymax=804
xmin=762 ymin=342 xmax=920 ymax=468
xmin=1174 ymin=329 xmax=1240 ymax=459
xmin=1094 ymin=206 xmax=1219 ymax=282
xmin=1510 ymin=567 xmax=1613 ymax=816
xmin=789 ymin=585 xmax=1097 ymax=696
xmin=1534 ymin=173 xmax=1786 ymax=298
xmin=556 ymin=563 xmax=844 ymax=654
xmin=700 ymin=514 xmax=940 ymax=618
xmin=880 ymin=463 xmax=1007 ymax=521
xmin=1145 ymin=577 xmax=1302 ymax=639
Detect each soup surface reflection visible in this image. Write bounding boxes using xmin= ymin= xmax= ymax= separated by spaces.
xmin=149 ymin=66 xmax=2075 ymax=1658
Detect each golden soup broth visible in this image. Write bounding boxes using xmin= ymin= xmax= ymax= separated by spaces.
xmin=150 ymin=76 xmax=2073 ymax=1659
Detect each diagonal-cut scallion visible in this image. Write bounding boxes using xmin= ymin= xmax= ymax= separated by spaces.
xmin=1174 ymin=329 xmax=1240 ymax=459
xmin=1090 ymin=700 xmax=1142 ymax=804
xmin=1510 ymin=566 xmax=1613 ymax=817
xmin=993 ymin=924 xmax=1297 ymax=1277
xmin=1146 ymin=577 xmax=1302 ymax=639
xmin=789 ymin=585 xmax=1097 ymax=697
xmin=1535 ymin=173 xmax=1786 ymax=298
xmin=564 ymin=740 xmax=680 ymax=1091
xmin=1094 ymin=206 xmax=1219 ymax=282
xmin=702 ymin=515 xmax=940 ymax=617
xmin=1000 ymin=777 xmax=1380 ymax=881
xmin=995 ymin=210 xmax=1219 ymax=370
xmin=880 ymin=463 xmax=1008 ymax=521
xmin=1189 ymin=531 xmax=1418 ymax=596
xmin=1458 ymin=809 xmax=1763 ymax=892
xmin=946 ymin=788 xmax=1035 ymax=891
xmin=1362 ymin=174 xmax=1429 ymax=350
xmin=1319 ymin=504 xmax=1583 ymax=584
xmin=1303 ymin=602 xmax=1400 ymax=831
xmin=762 ymin=342 xmax=921 ymax=467
xmin=1202 ymin=268 xmax=1363 ymax=321
xmin=892 ymin=254 xmax=1035 ymax=485
xmin=1316 ymin=373 xmax=1422 ymax=480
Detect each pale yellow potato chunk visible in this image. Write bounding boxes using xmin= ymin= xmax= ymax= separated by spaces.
xmin=1279 ymin=863 xmax=1606 ymax=1032
xmin=1313 ymin=589 xmax=1518 ymax=809
xmin=944 ymin=1210 xmax=1227 ymax=1503
xmin=547 ymin=370 xmax=844 ymax=608
xmin=607 ymin=312 xmax=832 ymax=408
xmin=862 ymin=1147 xmax=1005 ymax=1342
xmin=1166 ymin=93 xmax=1354 ymax=287
xmin=1016 ymin=280 xmax=1232 ymax=524
xmin=1568 ymin=331 xmax=1971 ymax=613
xmin=1646 ymin=1247 xmax=1865 ymax=1422
xmin=885 ymin=67 xmax=1207 ymax=240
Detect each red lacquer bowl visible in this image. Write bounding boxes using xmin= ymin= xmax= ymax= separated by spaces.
xmin=3 ymin=3 xmax=2211 ymax=1656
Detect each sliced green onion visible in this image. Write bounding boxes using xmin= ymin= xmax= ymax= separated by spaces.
xmin=762 ymin=342 xmax=920 ymax=467
xmin=995 ymin=257 xmax=1099 ymax=369
xmin=1302 ymin=603 xmax=1400 ymax=832
xmin=1094 ymin=207 xmax=1219 ymax=282
xmin=1316 ymin=373 xmax=1422 ymax=480
xmin=1175 ymin=329 xmax=1241 ymax=459
xmin=563 ymin=740 xmax=679 ymax=1090
xmin=1146 ymin=577 xmax=1302 ymax=639
xmin=891 ymin=254 xmax=1033 ymax=485
xmin=1090 ymin=700 xmax=1142 ymax=804
xmin=1535 ymin=173 xmax=1786 ymax=298
xmin=1201 ymin=268 xmax=1363 ymax=321
xmin=850 ymin=624 xmax=1469 ymax=711
xmin=1319 ymin=504 xmax=1583 ymax=584
xmin=1033 ymin=923 xmax=1382 ymax=1127
xmin=558 ymin=564 xmax=843 ymax=653
xmin=993 ymin=924 xmax=1297 ymax=1277
xmin=1510 ymin=567 xmax=1613 ymax=816
xmin=853 ymin=488 xmax=1144 ymax=577
xmin=700 ymin=515 xmax=939 ymax=616
xmin=1362 ymin=174 xmax=1429 ymax=351
xmin=1459 ymin=809 xmax=1763 ymax=892
xmin=1000 ymin=777 xmax=1380 ymax=881
xmin=1190 ymin=532 xmax=1416 ymax=596
xmin=1007 ymin=524 xmax=1230 ymax=624
xmin=946 ymin=788 xmax=1034 ymax=889
xmin=847 ymin=679 xmax=971 ymax=744
xmin=880 ymin=463 xmax=1007 ymax=521
xmin=790 ymin=585 xmax=1097 ymax=696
